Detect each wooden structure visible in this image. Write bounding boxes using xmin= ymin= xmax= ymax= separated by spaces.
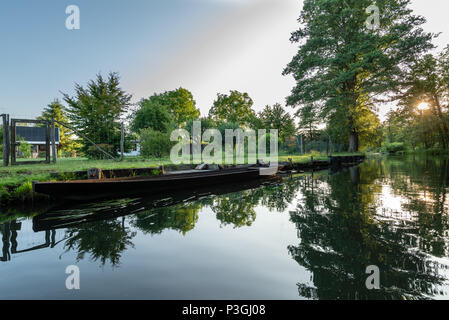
xmin=33 ymin=166 xmax=279 ymax=201
xmin=1 ymin=115 xmax=57 ymax=166
xmin=1 ymin=114 xmax=125 ymax=166
xmin=1 ymin=114 xmax=10 ymax=166
xmin=1 ymin=220 xmax=58 ymax=262
xmin=10 ymin=118 xmax=53 ymax=165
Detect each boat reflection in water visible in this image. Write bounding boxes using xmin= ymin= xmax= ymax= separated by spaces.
xmin=32 ymin=176 xmax=281 ymax=231
xmin=2 ymin=156 xmax=449 ymax=299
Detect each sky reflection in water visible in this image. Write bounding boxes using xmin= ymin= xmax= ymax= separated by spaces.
xmin=1 ymin=156 xmax=449 ymax=300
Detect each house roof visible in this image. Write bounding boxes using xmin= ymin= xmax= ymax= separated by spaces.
xmin=16 ymin=126 xmax=60 ymax=143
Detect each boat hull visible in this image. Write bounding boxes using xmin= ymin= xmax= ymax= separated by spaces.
xmin=33 ymin=167 xmax=276 ymax=201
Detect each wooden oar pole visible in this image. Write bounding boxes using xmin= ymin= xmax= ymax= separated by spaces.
xmin=54 ymin=120 xmax=119 ymax=161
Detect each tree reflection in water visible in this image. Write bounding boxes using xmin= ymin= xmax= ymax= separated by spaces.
xmin=64 ymin=218 xmax=136 ymax=267
xmin=131 ymin=202 xmax=201 ymax=235
xmin=288 ymin=157 xmax=449 ymax=300
xmin=58 ymin=180 xmax=300 ymax=266
xmin=10 ymin=155 xmax=449 ymax=299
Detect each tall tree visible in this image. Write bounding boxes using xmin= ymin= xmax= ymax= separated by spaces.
xmin=259 ymin=103 xmax=297 ymax=142
xmin=63 ymin=72 xmax=132 ymax=158
xmin=209 ymin=90 xmax=256 ymax=125
xmin=130 ymin=99 xmax=174 ymax=133
xmin=144 ymin=88 xmax=200 ymax=126
xmin=184 ymin=117 xmax=215 ymax=136
xmin=283 ymin=0 xmax=435 ymax=152
xmin=296 ymin=104 xmax=321 ymax=140
xmin=37 ymin=99 xmax=78 ymax=154
xmin=397 ymin=47 xmax=449 ymax=148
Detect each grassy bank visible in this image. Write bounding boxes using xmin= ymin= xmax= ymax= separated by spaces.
xmin=0 ymin=152 xmax=363 ymax=205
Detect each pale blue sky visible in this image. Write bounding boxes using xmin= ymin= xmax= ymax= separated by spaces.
xmin=0 ymin=0 xmax=447 ymax=120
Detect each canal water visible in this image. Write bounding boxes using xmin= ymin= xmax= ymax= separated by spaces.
xmin=1 ymin=156 xmax=449 ymax=300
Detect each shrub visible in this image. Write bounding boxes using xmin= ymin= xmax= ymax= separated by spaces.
xmin=384 ymin=142 xmax=406 ymax=154
xmin=11 ymin=181 xmax=33 ymax=202
xmin=18 ymin=137 xmax=31 ymax=158
xmin=140 ymin=128 xmax=173 ymax=158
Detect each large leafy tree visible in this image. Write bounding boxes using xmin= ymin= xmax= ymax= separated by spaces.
xmin=37 ymin=99 xmax=78 ymax=154
xmin=209 ymin=90 xmax=256 ymax=125
xmin=283 ymin=0 xmax=435 ymax=151
xmin=63 ymin=72 xmax=132 ymax=158
xmin=296 ymin=103 xmax=322 ymax=141
xmin=143 ymin=88 xmax=200 ymax=126
xmin=259 ymin=103 xmax=297 ymax=142
xmin=396 ymin=47 xmax=449 ymax=148
xmin=183 ymin=117 xmax=215 ymax=136
xmin=131 ymin=99 xmax=174 ymax=133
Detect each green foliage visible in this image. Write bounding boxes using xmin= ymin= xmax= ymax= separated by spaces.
xmin=283 ymin=0 xmax=435 ymax=151
xmin=246 ymin=113 xmax=264 ymax=131
xmin=64 ymin=219 xmax=136 ymax=267
xmin=258 ymin=103 xmax=297 ymax=142
xmin=383 ymin=142 xmax=406 ymax=154
xmin=17 ymin=137 xmax=31 ymax=158
xmin=183 ymin=117 xmax=215 ymax=136
xmin=140 ymin=128 xmax=173 ymax=158
xmin=131 ymin=99 xmax=174 ymax=133
xmin=216 ymin=121 xmax=242 ymax=146
xmin=11 ymin=181 xmax=33 ymax=202
xmin=296 ymin=104 xmax=321 ymax=140
xmin=63 ymin=72 xmax=132 ymax=159
xmin=212 ymin=192 xmax=257 ymax=228
xmin=209 ymin=90 xmax=255 ymax=125
xmin=37 ymin=99 xmax=79 ymax=154
xmin=134 ymin=88 xmax=200 ymax=127
xmin=132 ymin=203 xmax=200 ymax=235
xmin=0 ymin=126 xmax=3 ymax=155
xmin=391 ymin=46 xmax=449 ymax=150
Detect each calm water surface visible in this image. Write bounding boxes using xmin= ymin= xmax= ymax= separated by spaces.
xmin=1 ymin=156 xmax=449 ymax=299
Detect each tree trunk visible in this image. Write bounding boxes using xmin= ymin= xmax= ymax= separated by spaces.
xmin=348 ymin=130 xmax=359 ymax=152
xmin=349 ymin=166 xmax=360 ymax=185
xmin=433 ymin=96 xmax=449 ymax=149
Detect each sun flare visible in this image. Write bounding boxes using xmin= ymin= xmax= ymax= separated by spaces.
xmin=417 ymin=102 xmax=429 ymax=111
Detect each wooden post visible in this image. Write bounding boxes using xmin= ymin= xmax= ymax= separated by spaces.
xmin=45 ymin=124 xmax=50 ymax=164
xmin=6 ymin=114 xmax=10 ymax=166
xmin=120 ymin=122 xmax=124 ymax=161
xmin=51 ymin=117 xmax=56 ymax=163
xmin=299 ymin=135 xmax=304 ymax=155
xmin=2 ymin=114 xmax=8 ymax=166
xmin=10 ymin=120 xmax=16 ymax=165
xmin=87 ymin=168 xmax=103 ymax=179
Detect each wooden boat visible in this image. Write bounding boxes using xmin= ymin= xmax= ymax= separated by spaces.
xmin=33 ymin=166 xmax=279 ymax=201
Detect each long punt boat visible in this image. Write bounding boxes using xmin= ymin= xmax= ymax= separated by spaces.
xmin=32 ymin=166 xmax=279 ymax=201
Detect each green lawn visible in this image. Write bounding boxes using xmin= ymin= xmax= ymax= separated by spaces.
xmin=0 ymin=157 xmax=171 ymax=189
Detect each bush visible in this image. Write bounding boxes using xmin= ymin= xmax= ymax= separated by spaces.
xmin=384 ymin=142 xmax=406 ymax=154
xmin=140 ymin=128 xmax=173 ymax=158
xmin=11 ymin=182 xmax=33 ymax=202
xmin=18 ymin=137 xmax=31 ymax=158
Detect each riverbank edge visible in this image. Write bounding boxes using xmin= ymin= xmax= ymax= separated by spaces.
xmin=0 ymin=155 xmax=366 ymax=206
